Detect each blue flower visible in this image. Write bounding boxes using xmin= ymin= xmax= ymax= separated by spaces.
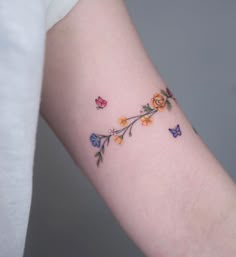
xmin=90 ymin=133 xmax=101 ymax=148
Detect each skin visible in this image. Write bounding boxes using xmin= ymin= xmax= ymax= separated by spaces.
xmin=40 ymin=0 xmax=236 ymax=256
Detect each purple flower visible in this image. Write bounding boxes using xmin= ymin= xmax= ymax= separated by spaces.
xmin=90 ymin=133 xmax=101 ymax=148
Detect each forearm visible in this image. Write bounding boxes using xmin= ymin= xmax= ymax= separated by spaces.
xmin=41 ymin=0 xmax=236 ymax=256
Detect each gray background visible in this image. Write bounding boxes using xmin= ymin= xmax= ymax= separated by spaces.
xmin=24 ymin=1 xmax=236 ymax=256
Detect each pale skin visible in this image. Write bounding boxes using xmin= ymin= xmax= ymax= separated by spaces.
xmin=40 ymin=0 xmax=236 ymax=256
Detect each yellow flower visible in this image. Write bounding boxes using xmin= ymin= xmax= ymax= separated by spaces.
xmin=150 ymin=93 xmax=167 ymax=111
xmin=113 ymin=135 xmax=123 ymax=144
xmin=141 ymin=115 xmax=153 ymax=126
xmin=118 ymin=116 xmax=128 ymax=127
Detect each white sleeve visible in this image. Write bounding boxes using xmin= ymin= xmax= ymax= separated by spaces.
xmin=44 ymin=0 xmax=80 ymax=31
xmin=0 ymin=1 xmax=45 ymax=257
xmin=0 ymin=1 xmax=80 ymax=256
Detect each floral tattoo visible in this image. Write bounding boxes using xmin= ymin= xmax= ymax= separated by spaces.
xmin=90 ymin=87 xmax=177 ymax=167
xmin=89 ymin=88 xmax=180 ymax=166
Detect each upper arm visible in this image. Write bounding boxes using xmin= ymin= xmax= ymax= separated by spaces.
xmin=42 ymin=0 xmax=195 ymax=172
xmin=40 ymin=0 xmax=236 ymax=256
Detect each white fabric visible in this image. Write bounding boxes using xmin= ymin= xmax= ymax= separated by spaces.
xmin=44 ymin=0 xmax=79 ymax=30
xmin=0 ymin=1 xmax=79 ymax=257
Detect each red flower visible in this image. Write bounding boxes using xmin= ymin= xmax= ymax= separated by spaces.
xmin=95 ymin=96 xmax=107 ymax=109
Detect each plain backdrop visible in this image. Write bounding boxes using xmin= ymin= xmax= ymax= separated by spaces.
xmin=24 ymin=1 xmax=236 ymax=256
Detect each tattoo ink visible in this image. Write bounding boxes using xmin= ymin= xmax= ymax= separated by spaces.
xmin=169 ymin=124 xmax=182 ymax=138
xmin=90 ymin=87 xmax=178 ymax=167
xmin=95 ymin=96 xmax=107 ymax=109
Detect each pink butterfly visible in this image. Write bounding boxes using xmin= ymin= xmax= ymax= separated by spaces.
xmin=95 ymin=96 xmax=108 ymax=109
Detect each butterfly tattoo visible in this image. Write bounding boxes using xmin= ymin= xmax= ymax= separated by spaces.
xmin=95 ymin=96 xmax=108 ymax=109
xmin=169 ymin=124 xmax=182 ymax=138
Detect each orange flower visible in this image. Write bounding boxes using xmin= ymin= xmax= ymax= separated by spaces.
xmin=113 ymin=135 xmax=123 ymax=144
xmin=118 ymin=116 xmax=128 ymax=127
xmin=141 ymin=115 xmax=153 ymax=126
xmin=150 ymin=93 xmax=167 ymax=111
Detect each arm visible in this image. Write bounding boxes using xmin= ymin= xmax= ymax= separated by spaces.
xmin=40 ymin=0 xmax=236 ymax=256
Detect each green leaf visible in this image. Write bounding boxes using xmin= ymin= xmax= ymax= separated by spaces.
xmin=94 ymin=152 xmax=100 ymax=157
xmin=161 ymin=89 xmax=168 ymax=97
xmin=148 ymin=103 xmax=153 ymax=110
xmin=96 ymin=158 xmax=100 ymax=167
xmin=166 ymin=100 xmax=171 ymax=111
xmin=142 ymin=105 xmax=148 ymax=112
xmin=129 ymin=127 xmax=132 ymax=137
xmin=106 ymin=136 xmax=110 ymax=146
xmin=100 ymin=153 xmax=103 ymax=162
xmin=101 ymin=146 xmax=105 ymax=154
xmin=142 ymin=103 xmax=153 ymax=112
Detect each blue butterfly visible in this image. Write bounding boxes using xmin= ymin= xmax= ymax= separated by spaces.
xmin=169 ymin=124 xmax=182 ymax=138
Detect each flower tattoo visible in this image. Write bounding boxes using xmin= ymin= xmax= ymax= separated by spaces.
xmin=90 ymin=87 xmax=178 ymax=167
xmin=90 ymin=133 xmax=101 ymax=148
